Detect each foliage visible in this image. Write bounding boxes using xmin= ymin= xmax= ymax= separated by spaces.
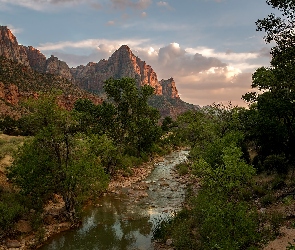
xmin=0 ymin=192 xmax=26 ymax=236
xmin=287 ymin=240 xmax=295 ymax=250
xmin=154 ymin=105 xmax=262 ymax=249
xmin=242 ymin=0 xmax=295 ymax=171
xmin=175 ymin=162 xmax=189 ymax=176
xmin=161 ymin=116 xmax=176 ymax=132
xmin=0 ymin=56 xmax=80 ymax=96
xmin=0 ymin=116 xmax=19 ymax=135
xmin=8 ymin=95 xmax=109 ymax=221
xmin=74 ymin=78 xmax=162 ymax=156
xmin=103 ymin=77 xmax=161 ymax=155
xmin=0 ymin=135 xmax=25 ymax=160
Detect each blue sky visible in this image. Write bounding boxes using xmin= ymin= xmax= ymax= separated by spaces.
xmin=0 ymin=0 xmax=276 ymax=106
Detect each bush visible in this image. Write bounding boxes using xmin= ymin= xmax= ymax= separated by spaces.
xmin=153 ymin=209 xmax=199 ymax=250
xmin=261 ymin=193 xmax=276 ymax=207
xmin=175 ymin=162 xmax=189 ymax=176
xmin=263 ymin=154 xmax=289 ymax=174
xmin=0 ymin=192 xmax=26 ymax=236
xmin=193 ymin=192 xmax=260 ymax=250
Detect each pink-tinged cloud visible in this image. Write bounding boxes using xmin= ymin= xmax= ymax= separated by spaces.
xmin=107 ymin=20 xmax=116 ymax=26
xmin=110 ymin=0 xmax=152 ymax=10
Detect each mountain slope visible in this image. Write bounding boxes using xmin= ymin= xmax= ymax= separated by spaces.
xmin=0 ymin=26 xmax=198 ymax=118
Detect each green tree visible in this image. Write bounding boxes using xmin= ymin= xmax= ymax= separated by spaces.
xmin=103 ymin=77 xmax=161 ymax=155
xmin=8 ymin=95 xmax=108 ymax=221
xmin=243 ymin=0 xmax=295 ymax=169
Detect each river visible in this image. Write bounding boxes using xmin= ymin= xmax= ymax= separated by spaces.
xmin=40 ymin=150 xmax=189 ymax=250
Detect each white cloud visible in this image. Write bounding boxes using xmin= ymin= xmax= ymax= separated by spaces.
xmin=37 ymin=38 xmax=150 ymax=51
xmin=157 ymin=1 xmax=173 ymax=10
xmin=186 ymin=47 xmax=259 ymax=62
xmin=110 ymin=0 xmax=152 ymax=10
xmin=7 ymin=24 xmax=23 ymax=35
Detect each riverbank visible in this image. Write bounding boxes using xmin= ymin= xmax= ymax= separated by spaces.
xmin=1 ymin=149 xmax=188 ymax=250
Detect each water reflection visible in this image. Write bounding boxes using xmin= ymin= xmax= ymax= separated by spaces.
xmin=40 ymin=151 xmax=188 ymax=250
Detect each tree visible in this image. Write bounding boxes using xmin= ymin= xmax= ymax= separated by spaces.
xmin=103 ymin=77 xmax=161 ymax=155
xmin=8 ymin=95 xmax=108 ymax=221
xmin=243 ymin=0 xmax=295 ymax=169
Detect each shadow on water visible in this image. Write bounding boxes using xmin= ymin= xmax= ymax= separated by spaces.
xmin=40 ymin=150 xmax=188 ymax=250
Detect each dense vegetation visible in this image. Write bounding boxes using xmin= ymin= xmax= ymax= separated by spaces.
xmin=1 ymin=0 xmax=295 ymax=248
xmin=0 ymin=56 xmax=79 ymax=94
xmin=153 ymin=0 xmax=295 ymax=249
xmin=0 ymin=77 xmax=170 ymax=241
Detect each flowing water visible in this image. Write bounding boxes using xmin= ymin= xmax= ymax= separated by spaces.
xmin=40 ymin=150 xmax=189 ymax=250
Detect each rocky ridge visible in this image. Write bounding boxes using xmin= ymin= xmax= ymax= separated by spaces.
xmin=71 ymin=45 xmax=164 ymax=96
xmin=0 ymin=26 xmax=198 ymax=118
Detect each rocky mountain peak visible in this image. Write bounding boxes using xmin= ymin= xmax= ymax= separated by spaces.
xmin=0 ymin=26 xmax=17 ymax=45
xmin=0 ymin=26 xmax=29 ymax=66
xmin=160 ymin=77 xmax=179 ymax=99
xmin=0 ymin=27 xmax=198 ymax=117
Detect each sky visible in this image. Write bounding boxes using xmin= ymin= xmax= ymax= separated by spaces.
xmin=0 ymin=0 xmax=277 ymax=107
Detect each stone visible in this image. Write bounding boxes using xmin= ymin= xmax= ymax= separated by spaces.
xmin=166 ymin=238 xmax=173 ymax=246
xmin=6 ymin=239 xmax=21 ymax=248
xmin=16 ymin=220 xmax=32 ymax=233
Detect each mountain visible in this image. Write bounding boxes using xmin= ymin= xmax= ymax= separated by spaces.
xmin=0 ymin=26 xmax=198 ymax=118
xmin=0 ymin=26 xmax=101 ymax=118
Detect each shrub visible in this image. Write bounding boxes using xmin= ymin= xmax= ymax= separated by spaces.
xmin=0 ymin=192 xmax=26 ymax=236
xmin=261 ymin=193 xmax=276 ymax=207
xmin=263 ymin=154 xmax=289 ymax=174
xmin=175 ymin=162 xmax=189 ymax=176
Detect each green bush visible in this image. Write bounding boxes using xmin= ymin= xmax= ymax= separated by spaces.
xmin=193 ymin=192 xmax=260 ymax=250
xmin=263 ymin=154 xmax=289 ymax=174
xmin=261 ymin=193 xmax=276 ymax=207
xmin=0 ymin=192 xmax=26 ymax=234
xmin=287 ymin=240 xmax=295 ymax=250
xmin=175 ymin=162 xmax=189 ymax=176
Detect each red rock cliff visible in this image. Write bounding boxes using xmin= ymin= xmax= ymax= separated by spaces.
xmin=71 ymin=45 xmax=163 ymax=95
xmin=160 ymin=78 xmax=179 ymax=99
xmin=0 ymin=26 xmax=29 ymax=66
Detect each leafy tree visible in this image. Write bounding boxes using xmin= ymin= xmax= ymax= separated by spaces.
xmin=103 ymin=77 xmax=161 ymax=155
xmin=8 ymin=95 xmax=108 ymax=221
xmin=243 ymin=0 xmax=295 ymax=169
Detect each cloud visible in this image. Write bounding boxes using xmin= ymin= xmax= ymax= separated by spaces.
xmin=186 ymin=47 xmax=259 ymax=62
xmin=107 ymin=20 xmax=116 ymax=26
xmin=134 ymin=43 xmax=255 ymax=106
xmin=7 ymin=24 xmax=23 ymax=35
xmin=90 ymin=2 xmax=103 ymax=9
xmin=153 ymin=43 xmax=227 ymax=77
xmin=0 ymin=0 xmax=89 ymax=11
xmin=0 ymin=0 xmax=152 ymax=11
xmin=37 ymin=38 xmax=150 ymax=51
xmin=156 ymin=1 xmax=173 ymax=10
xmin=109 ymin=0 xmax=152 ymax=10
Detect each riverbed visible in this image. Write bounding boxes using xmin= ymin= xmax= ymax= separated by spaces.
xmin=40 ymin=150 xmax=189 ymax=250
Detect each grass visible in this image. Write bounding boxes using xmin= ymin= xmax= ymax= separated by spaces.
xmin=0 ymin=134 xmax=26 ymax=160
